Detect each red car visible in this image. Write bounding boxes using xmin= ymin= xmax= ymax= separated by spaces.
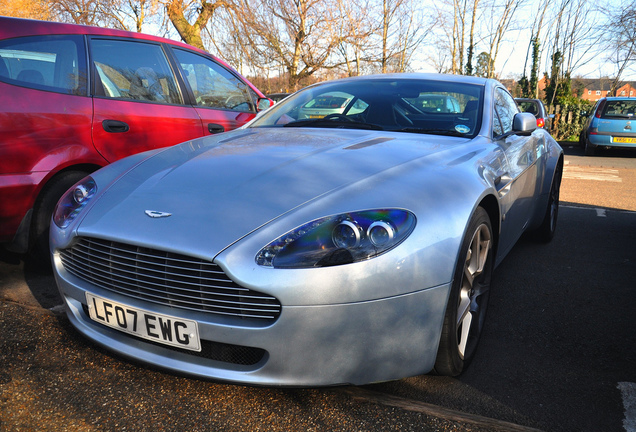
xmin=0 ymin=17 xmax=270 ymax=262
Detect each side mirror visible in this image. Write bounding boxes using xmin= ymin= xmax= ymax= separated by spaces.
xmin=257 ymin=97 xmax=273 ymax=111
xmin=513 ymin=112 xmax=537 ymax=135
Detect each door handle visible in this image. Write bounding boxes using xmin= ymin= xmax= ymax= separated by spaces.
xmin=102 ymin=120 xmax=130 ymax=133
xmin=208 ymin=123 xmax=225 ymax=134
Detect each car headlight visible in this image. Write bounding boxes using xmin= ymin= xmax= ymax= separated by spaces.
xmin=256 ymin=209 xmax=416 ymax=268
xmin=53 ymin=176 xmax=97 ymax=229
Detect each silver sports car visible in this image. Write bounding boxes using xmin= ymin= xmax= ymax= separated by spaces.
xmin=51 ymin=74 xmax=563 ymax=386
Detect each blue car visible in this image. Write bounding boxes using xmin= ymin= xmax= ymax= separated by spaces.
xmin=51 ymin=74 xmax=563 ymax=386
xmin=580 ymin=97 xmax=636 ymax=155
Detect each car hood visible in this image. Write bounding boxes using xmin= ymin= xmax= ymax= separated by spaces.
xmin=78 ymin=127 xmax=471 ymax=259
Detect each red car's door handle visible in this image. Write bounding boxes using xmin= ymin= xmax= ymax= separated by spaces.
xmin=208 ymin=123 xmax=225 ymax=134
xmin=102 ymin=120 xmax=130 ymax=133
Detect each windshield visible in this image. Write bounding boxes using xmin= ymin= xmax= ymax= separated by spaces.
xmin=517 ymin=101 xmax=540 ymax=116
xmin=250 ymin=78 xmax=484 ymax=138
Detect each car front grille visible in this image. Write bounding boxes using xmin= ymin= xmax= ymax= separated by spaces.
xmin=60 ymin=237 xmax=281 ymax=322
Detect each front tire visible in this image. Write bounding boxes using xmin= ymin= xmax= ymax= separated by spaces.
xmin=434 ymin=207 xmax=493 ymax=376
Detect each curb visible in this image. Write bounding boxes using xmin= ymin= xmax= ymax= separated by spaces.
xmin=342 ymin=387 xmax=545 ymax=432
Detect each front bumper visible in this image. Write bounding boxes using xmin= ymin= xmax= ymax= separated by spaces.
xmin=53 ymin=254 xmax=450 ymax=386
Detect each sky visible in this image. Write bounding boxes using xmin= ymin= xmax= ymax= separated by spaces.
xmin=411 ymin=0 xmax=636 ymax=82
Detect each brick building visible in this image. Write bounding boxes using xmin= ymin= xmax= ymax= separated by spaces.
xmin=574 ymin=79 xmax=636 ymax=101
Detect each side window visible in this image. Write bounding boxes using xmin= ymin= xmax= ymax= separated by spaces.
xmin=172 ymin=48 xmax=254 ymax=113
xmin=494 ymin=88 xmax=518 ymax=136
xmin=0 ymin=35 xmax=87 ymax=95
xmin=91 ymin=39 xmax=182 ymax=104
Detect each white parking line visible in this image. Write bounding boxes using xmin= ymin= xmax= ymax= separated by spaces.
xmin=563 ymin=166 xmax=622 ymax=182
xmin=619 ymin=382 xmax=636 ymax=432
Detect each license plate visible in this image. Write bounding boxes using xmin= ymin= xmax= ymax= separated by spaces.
xmin=613 ymin=137 xmax=636 ymax=143
xmin=86 ymin=293 xmax=201 ymax=352
xmin=308 ymin=114 xmax=324 ymax=119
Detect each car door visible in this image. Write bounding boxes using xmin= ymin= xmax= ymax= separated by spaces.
xmin=493 ymin=88 xmax=540 ymax=254
xmin=90 ymin=38 xmax=204 ymax=163
xmin=0 ymin=34 xmax=93 ymax=244
xmin=169 ymin=48 xmax=258 ymax=134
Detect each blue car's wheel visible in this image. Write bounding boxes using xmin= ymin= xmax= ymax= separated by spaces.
xmin=584 ymin=138 xmax=597 ymax=156
xmin=533 ymin=164 xmax=562 ymax=243
xmin=434 ymin=207 xmax=493 ymax=376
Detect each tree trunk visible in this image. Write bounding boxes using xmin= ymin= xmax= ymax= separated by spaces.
xmin=166 ymin=0 xmax=228 ymax=50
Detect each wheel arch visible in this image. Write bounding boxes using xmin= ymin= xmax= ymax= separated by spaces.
xmin=477 ymin=193 xmax=500 ymax=260
xmin=32 ymin=163 xmax=103 ymax=209
xmin=10 ymin=163 xmax=103 ymax=254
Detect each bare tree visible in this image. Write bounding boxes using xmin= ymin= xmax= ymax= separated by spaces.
xmin=601 ymin=0 xmax=636 ymax=94
xmin=0 ymin=0 xmax=52 ymax=20
xmin=464 ymin=0 xmax=481 ymax=75
xmin=483 ymin=0 xmax=526 ymax=78
xmin=334 ymin=0 xmax=375 ymax=76
xmin=375 ymin=0 xmax=432 ymax=73
xmin=44 ymin=0 xmax=161 ymax=31
xmin=229 ymin=0 xmax=345 ymax=91
xmin=111 ymin=0 xmax=162 ymax=32
xmin=541 ymin=0 xmax=600 ymax=104
xmin=430 ymin=0 xmax=481 ymax=75
xmin=518 ymin=0 xmax=549 ymax=96
xmin=165 ymin=0 xmax=229 ymax=49
xmin=50 ymin=0 xmax=112 ymax=25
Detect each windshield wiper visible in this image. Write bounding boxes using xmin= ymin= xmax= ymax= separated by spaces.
xmin=397 ymin=127 xmax=467 ymax=137
xmin=283 ymin=119 xmax=383 ymax=130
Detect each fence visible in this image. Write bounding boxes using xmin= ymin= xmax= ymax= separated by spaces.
xmin=546 ymin=103 xmax=592 ymax=141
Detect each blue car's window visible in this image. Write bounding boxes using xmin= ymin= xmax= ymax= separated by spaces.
xmin=251 ymin=79 xmax=484 ymax=138
xmin=601 ymin=100 xmax=636 ymax=118
xmin=0 ymin=35 xmax=87 ymax=96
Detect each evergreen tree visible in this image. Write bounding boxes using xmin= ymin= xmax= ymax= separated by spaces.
xmin=474 ymin=52 xmax=493 ymax=78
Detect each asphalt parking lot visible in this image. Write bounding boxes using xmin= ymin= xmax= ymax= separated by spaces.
xmin=1 ymin=144 xmax=635 ymax=431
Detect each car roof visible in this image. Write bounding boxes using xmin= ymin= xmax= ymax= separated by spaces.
xmin=309 ymin=73 xmax=495 ymax=88
xmin=602 ymin=97 xmax=636 ymax=101
xmin=0 ymin=16 xmax=266 ymax=97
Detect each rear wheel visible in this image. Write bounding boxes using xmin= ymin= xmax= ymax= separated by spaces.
xmin=434 ymin=207 xmax=493 ymax=376
xmin=533 ymin=164 xmax=562 ymax=243
xmin=584 ymin=138 xmax=596 ymax=156
xmin=29 ymin=170 xmax=88 ymax=269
